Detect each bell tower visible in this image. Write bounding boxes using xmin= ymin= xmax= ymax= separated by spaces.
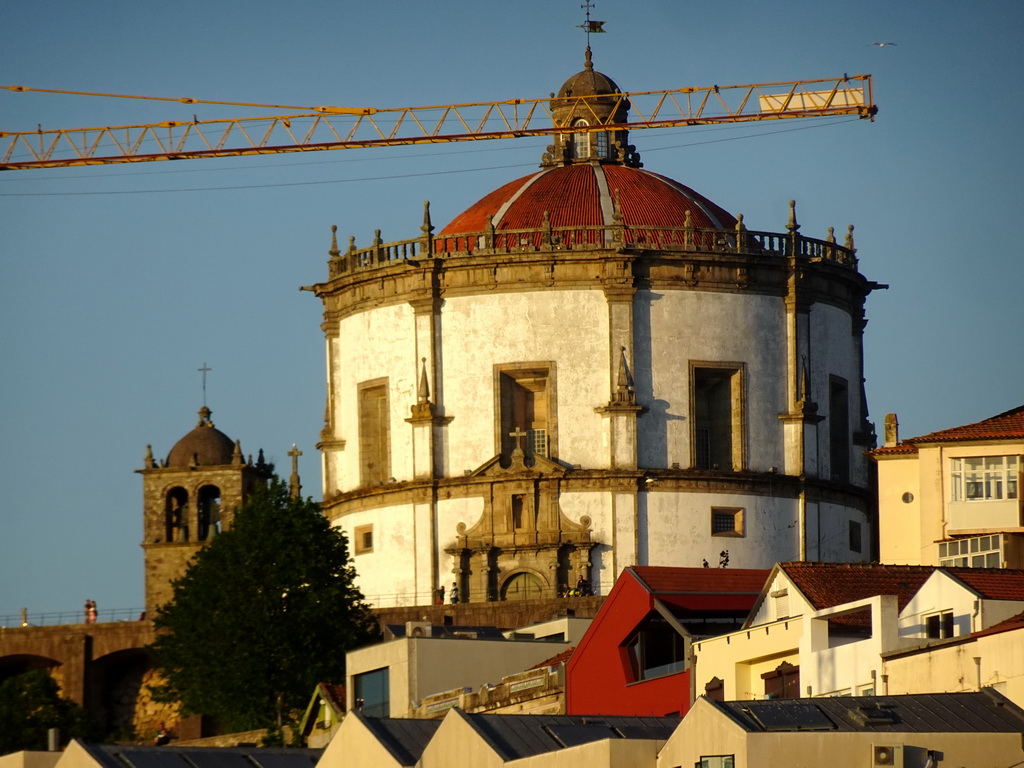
xmin=137 ymin=407 xmax=272 ymax=618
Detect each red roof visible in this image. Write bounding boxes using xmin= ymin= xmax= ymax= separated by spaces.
xmin=780 ymin=562 xmax=936 ymax=612
xmin=439 ymin=164 xmax=736 ymax=238
xmin=872 ymin=406 xmax=1024 ymax=458
xmin=972 ymin=609 xmax=1024 ymax=639
xmin=945 ymin=568 xmax=1024 ymax=600
xmin=630 ymin=566 xmax=768 ymax=595
xmin=528 ymin=646 xmax=576 ymax=670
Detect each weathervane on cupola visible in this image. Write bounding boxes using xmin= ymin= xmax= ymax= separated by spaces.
xmin=578 ymin=1 xmax=606 ymax=46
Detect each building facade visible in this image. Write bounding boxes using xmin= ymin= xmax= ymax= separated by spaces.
xmin=872 ymin=406 xmax=1023 ymax=568
xmin=308 ymin=52 xmax=881 ymax=608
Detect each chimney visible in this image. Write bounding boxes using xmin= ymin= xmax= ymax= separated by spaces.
xmin=884 ymin=413 xmax=899 ymax=447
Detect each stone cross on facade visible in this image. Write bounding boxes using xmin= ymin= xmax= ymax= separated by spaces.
xmin=509 ymin=426 xmax=528 ymax=455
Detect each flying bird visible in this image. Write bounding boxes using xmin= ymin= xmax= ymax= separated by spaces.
xmin=871 ymin=42 xmax=897 ymax=47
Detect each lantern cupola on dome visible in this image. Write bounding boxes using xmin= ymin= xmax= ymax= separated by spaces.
xmin=542 ymin=47 xmax=641 ymax=168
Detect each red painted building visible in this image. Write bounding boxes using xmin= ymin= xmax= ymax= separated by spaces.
xmin=566 ymin=566 xmax=768 ymax=716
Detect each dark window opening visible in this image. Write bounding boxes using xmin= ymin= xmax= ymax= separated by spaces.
xmin=693 ymin=366 xmax=742 ymax=470
xmin=848 ymin=519 xmax=862 ymax=553
xmin=353 ymin=667 xmax=389 ymax=718
xmin=165 ymin=488 xmax=189 ymax=542
xmin=359 ymin=381 xmax=390 ymax=486
xmin=926 ymin=611 xmax=954 ymax=639
xmin=624 ymin=616 xmax=687 ymax=681
xmin=829 ymin=378 xmax=850 ymax=483
xmin=196 ymin=485 xmax=221 ymax=541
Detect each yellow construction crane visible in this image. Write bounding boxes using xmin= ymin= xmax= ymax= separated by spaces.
xmin=0 ymin=74 xmax=873 ymax=170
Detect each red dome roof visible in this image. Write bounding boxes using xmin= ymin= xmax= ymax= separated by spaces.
xmin=439 ymin=164 xmax=736 ymax=236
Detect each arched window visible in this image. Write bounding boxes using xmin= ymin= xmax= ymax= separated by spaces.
xmin=165 ymin=488 xmax=189 ymax=542
xmin=573 ymin=119 xmax=590 ymax=159
xmin=501 ymin=572 xmax=544 ymax=601
xmin=196 ymin=485 xmax=222 ymax=540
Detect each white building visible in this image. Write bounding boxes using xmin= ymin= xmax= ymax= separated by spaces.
xmin=307 ymin=51 xmax=882 ymax=607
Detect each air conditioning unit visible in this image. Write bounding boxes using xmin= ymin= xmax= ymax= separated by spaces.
xmin=871 ymin=744 xmax=904 ymax=768
xmin=406 ymin=621 xmax=431 ymax=638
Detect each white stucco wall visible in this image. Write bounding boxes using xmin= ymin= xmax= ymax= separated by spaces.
xmin=332 ymin=303 xmax=418 ymax=492
xmin=440 ymin=290 xmax=610 ymax=474
xmin=636 ymin=290 xmax=787 ymax=471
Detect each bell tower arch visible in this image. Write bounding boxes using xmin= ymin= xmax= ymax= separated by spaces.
xmin=137 ymin=407 xmax=272 ymax=618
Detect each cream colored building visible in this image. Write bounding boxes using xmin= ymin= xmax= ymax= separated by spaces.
xmin=872 ymin=406 xmax=1023 ymax=568
xmin=657 ymin=692 xmax=1024 ymax=768
xmin=346 ymin=616 xmax=588 ymax=718
xmin=692 ymin=562 xmax=1024 ymax=701
xmin=307 ymin=50 xmax=881 ymax=609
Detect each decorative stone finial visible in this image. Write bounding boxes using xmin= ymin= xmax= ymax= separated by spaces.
xmin=144 ymin=444 xmax=156 ymax=469
xmin=329 ymin=225 xmax=340 ymax=257
xmin=196 ymin=407 xmax=213 ymax=428
xmin=584 ymin=45 xmax=594 ymax=71
xmin=786 ymin=200 xmax=800 ymax=232
xmin=845 ymin=224 xmax=856 ymax=252
xmin=232 ymin=439 xmax=243 ymax=465
xmin=418 ymin=358 xmax=431 ymax=404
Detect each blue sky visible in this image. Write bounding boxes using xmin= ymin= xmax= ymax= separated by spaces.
xmin=2 ymin=0 xmax=1022 ymax=621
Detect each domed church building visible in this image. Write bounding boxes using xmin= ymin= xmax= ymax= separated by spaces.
xmin=307 ymin=52 xmax=881 ymax=607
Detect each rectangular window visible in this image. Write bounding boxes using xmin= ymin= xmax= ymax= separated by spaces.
xmin=829 ymin=377 xmax=850 ymax=483
xmin=849 ymin=519 xmax=863 ymax=553
xmin=926 ymin=611 xmax=954 ymax=639
xmin=496 ymin=363 xmax=556 ymax=460
xmin=711 ymin=507 xmax=745 ymax=537
xmin=951 ymin=456 xmax=1020 ymax=501
xmin=358 ymin=379 xmax=390 ymax=486
xmin=939 ymin=535 xmax=1003 ymax=568
xmin=354 ymin=524 xmax=374 ymax=555
xmin=699 ymin=758 xmax=735 ymax=768
xmin=353 ymin=667 xmax=390 ymax=718
xmin=691 ymin=363 xmax=745 ymax=470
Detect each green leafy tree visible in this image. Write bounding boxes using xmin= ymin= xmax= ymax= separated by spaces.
xmin=148 ymin=478 xmax=376 ymax=734
xmin=0 ymin=669 xmax=100 ymax=753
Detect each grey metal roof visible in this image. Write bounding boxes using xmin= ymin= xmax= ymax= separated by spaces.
xmin=457 ymin=712 xmax=680 ymax=761
xmin=715 ymin=691 xmax=1024 ymax=734
xmin=354 ymin=713 xmax=441 ymax=766
xmin=72 ymin=742 xmax=322 ymax=768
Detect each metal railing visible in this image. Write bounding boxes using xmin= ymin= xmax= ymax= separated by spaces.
xmin=1 ymin=606 xmax=147 ymax=629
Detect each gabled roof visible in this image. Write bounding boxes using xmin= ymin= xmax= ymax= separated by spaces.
xmin=783 ymin=562 xmax=935 ymax=612
xmin=711 ymin=690 xmax=1024 ymax=733
xmin=871 ymin=405 xmax=1024 ymax=458
xmin=66 ymin=741 xmax=322 ymax=768
xmin=354 ymin=713 xmax=441 ymax=766
xmin=452 ymin=711 xmax=680 ymax=762
xmin=944 ymin=567 xmax=1024 ymax=601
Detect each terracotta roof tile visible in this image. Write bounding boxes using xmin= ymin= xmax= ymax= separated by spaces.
xmin=972 ymin=609 xmax=1024 ymax=639
xmin=912 ymin=405 xmax=1024 ymax=443
xmin=945 ymin=568 xmax=1024 ymax=600
xmin=780 ymin=562 xmax=936 ymax=612
xmin=528 ymin=645 xmax=575 ymax=670
xmin=869 ymin=443 xmax=919 ymax=457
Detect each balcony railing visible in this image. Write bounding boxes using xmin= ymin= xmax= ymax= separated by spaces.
xmin=326 ymin=219 xmax=858 ymax=279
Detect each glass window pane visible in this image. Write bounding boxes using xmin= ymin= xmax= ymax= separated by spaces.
xmin=966 ymin=457 xmax=984 ymax=471
xmin=986 ymin=552 xmax=1000 ymax=567
xmin=972 ymin=554 xmax=985 ymax=567
xmin=971 ymin=538 xmax=980 ymax=553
